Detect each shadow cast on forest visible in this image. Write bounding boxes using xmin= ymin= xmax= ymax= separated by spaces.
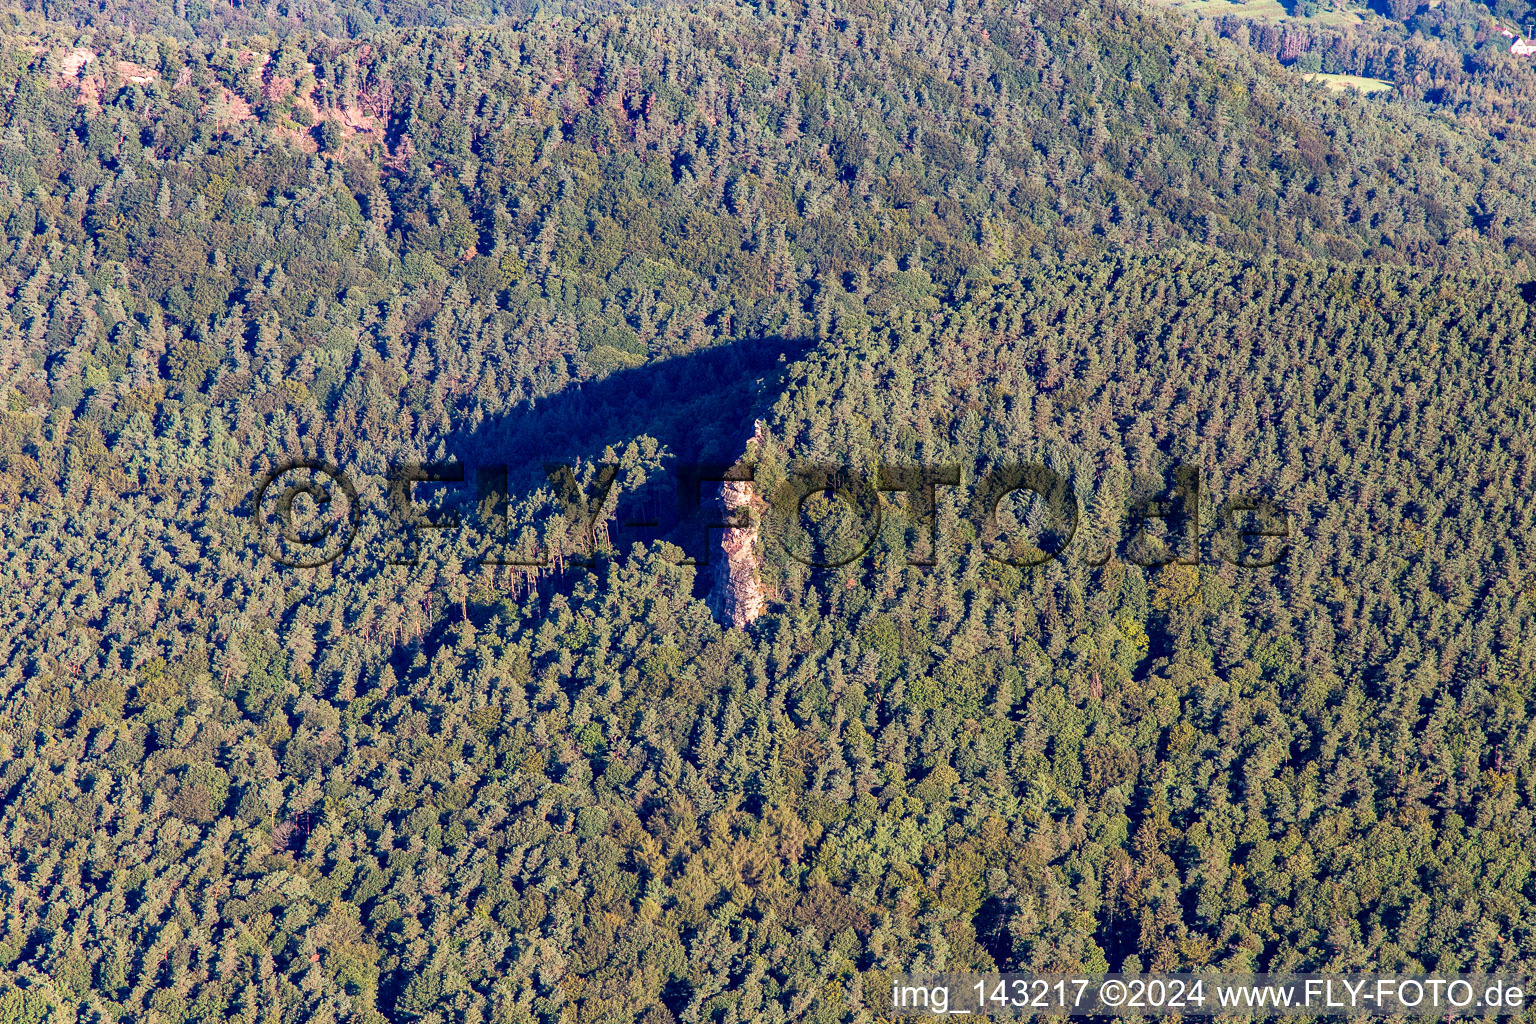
xmin=418 ymin=331 xmax=818 ymax=596
xmin=441 ymin=332 xmax=811 ymax=476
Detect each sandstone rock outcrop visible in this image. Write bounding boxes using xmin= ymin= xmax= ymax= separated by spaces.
xmin=708 ymin=422 xmax=767 ymax=628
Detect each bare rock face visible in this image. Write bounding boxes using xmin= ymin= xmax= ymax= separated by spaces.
xmin=710 ymin=478 xmax=767 ymax=628
xmin=709 ymin=421 xmax=767 ymax=628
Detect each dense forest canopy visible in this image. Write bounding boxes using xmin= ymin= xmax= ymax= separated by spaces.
xmin=2 ymin=0 xmax=1536 ymax=1020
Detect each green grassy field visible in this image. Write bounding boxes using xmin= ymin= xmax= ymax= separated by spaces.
xmin=1303 ymin=71 xmax=1396 ymax=94
xmin=1144 ymin=0 xmax=1369 ymax=27
xmin=1145 ymin=0 xmax=1288 ymax=18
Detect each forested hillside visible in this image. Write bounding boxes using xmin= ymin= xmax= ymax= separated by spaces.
xmin=1202 ymin=0 xmax=1536 ymax=135
xmin=2 ymin=0 xmax=1536 ymax=1020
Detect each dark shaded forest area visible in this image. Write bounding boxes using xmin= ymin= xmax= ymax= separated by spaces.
xmin=1 ymin=0 xmax=1535 ymax=1020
